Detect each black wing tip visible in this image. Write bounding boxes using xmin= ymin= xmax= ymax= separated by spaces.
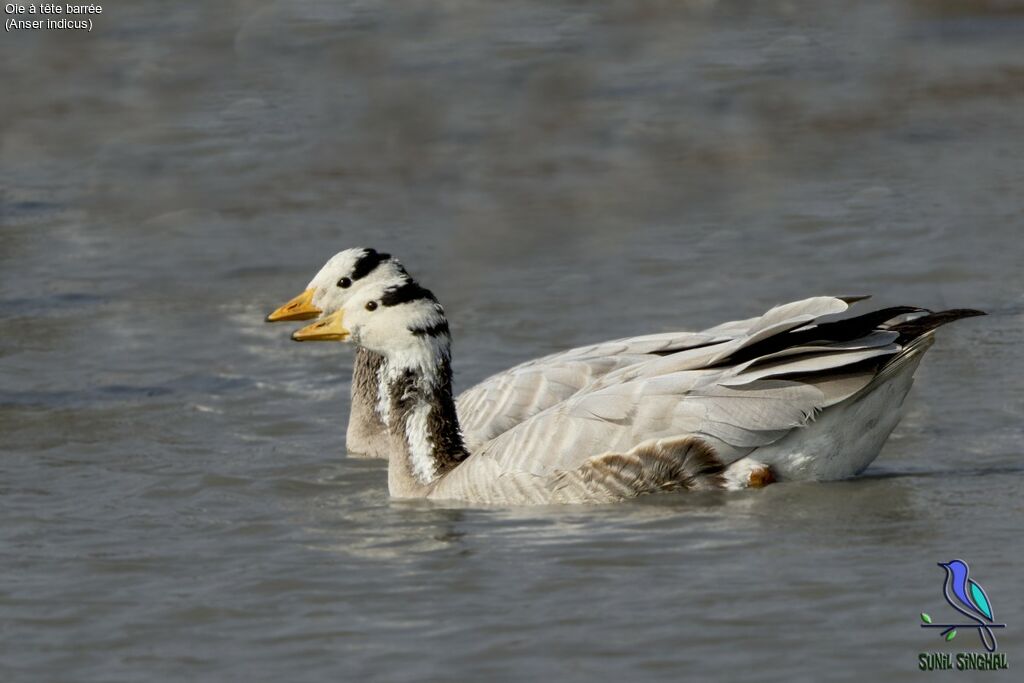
xmin=838 ymin=294 xmax=872 ymax=304
xmin=948 ymin=308 xmax=986 ymax=318
xmin=890 ymin=308 xmax=986 ymax=341
xmin=915 ymin=308 xmax=987 ymax=322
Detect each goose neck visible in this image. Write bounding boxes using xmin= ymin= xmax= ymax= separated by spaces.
xmin=380 ymin=347 xmax=468 ymax=497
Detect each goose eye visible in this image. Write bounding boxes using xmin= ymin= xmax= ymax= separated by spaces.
xmin=337 ymin=277 xmax=352 ymax=289
xmin=365 ymin=301 xmax=378 ymax=311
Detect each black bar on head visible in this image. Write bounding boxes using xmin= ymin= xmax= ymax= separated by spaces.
xmin=352 ymin=249 xmax=392 ymax=281
xmin=381 ymin=280 xmax=438 ymax=307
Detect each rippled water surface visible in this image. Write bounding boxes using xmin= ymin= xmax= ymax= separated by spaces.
xmin=2 ymin=1 xmax=1023 ymax=681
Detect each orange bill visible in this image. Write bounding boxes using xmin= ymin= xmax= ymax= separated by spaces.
xmin=292 ymin=310 xmax=349 ymax=342
xmin=266 ymin=288 xmax=321 ymax=322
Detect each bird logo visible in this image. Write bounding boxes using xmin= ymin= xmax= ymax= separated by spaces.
xmin=920 ymin=559 xmax=1006 ymax=652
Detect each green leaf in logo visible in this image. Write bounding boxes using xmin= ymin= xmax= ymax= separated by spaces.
xmin=921 ymin=613 xmax=932 ymax=624
xmin=946 ymin=630 xmax=957 ymax=641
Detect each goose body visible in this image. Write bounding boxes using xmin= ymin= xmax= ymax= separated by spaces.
xmin=288 ymin=266 xmax=983 ymax=506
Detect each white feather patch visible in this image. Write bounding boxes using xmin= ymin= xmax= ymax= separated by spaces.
xmin=405 ymin=402 xmax=438 ymax=484
xmin=375 ymin=362 xmax=390 ymax=425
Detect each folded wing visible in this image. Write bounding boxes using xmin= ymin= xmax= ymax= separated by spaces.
xmin=470 ymin=296 xmax=920 ymax=478
xmin=455 ymin=328 xmax=735 ymax=449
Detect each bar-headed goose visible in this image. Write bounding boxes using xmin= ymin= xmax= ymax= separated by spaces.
xmin=267 ymin=248 xmax=414 ymax=459
xmin=269 ymin=248 xmax=752 ymax=457
xmin=288 ymin=272 xmax=983 ymax=505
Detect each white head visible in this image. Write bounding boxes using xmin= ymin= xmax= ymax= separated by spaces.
xmin=291 ymin=276 xmax=451 ymax=368
xmin=266 ymin=248 xmax=410 ymax=322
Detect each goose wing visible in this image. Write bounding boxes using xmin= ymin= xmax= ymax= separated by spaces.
xmin=455 ymin=330 xmax=731 ymax=449
xmin=452 ymin=304 xmax=790 ymax=449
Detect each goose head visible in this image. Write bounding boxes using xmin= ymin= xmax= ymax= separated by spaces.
xmin=294 ymin=276 xmax=467 ymax=487
xmin=291 ymin=278 xmax=450 ymax=364
xmin=265 ymin=248 xmax=409 ymax=322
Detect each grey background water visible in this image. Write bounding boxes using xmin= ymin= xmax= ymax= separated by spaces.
xmin=2 ymin=1 xmax=1022 ymax=681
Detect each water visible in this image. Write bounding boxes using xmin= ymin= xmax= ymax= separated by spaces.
xmin=2 ymin=1 xmax=1023 ymax=680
